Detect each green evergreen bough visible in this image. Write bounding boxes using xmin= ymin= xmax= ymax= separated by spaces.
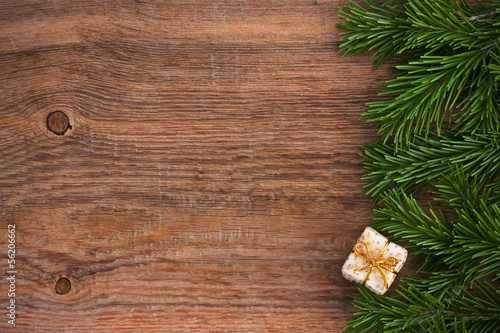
xmin=338 ymin=0 xmax=500 ymax=146
xmin=337 ymin=0 xmax=500 ymax=331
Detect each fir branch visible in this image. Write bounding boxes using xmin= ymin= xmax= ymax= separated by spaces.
xmin=433 ymin=167 xmax=496 ymax=213
xmin=337 ymin=0 xmax=410 ymax=69
xmin=345 ymin=282 xmax=500 ymax=333
xmin=372 ymin=186 xmax=500 ymax=282
xmin=337 ymin=0 xmax=500 ymax=146
xmin=362 ymin=131 xmax=500 ymax=201
xmin=403 ymin=270 xmax=472 ymax=298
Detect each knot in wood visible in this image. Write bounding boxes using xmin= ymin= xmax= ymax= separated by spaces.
xmin=55 ymin=277 xmax=71 ymax=295
xmin=47 ymin=111 xmax=71 ymax=135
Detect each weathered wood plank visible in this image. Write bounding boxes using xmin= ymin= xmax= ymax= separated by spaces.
xmin=0 ymin=1 xmax=392 ymax=331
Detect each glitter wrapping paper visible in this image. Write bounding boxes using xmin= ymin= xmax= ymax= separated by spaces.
xmin=342 ymin=227 xmax=408 ymax=295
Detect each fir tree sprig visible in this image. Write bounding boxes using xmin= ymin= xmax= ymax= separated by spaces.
xmin=337 ymin=0 xmax=500 ymax=146
xmin=346 ymin=281 xmax=500 ymax=333
xmin=362 ymin=130 xmax=500 ymax=201
xmin=372 ymin=173 xmax=500 ymax=282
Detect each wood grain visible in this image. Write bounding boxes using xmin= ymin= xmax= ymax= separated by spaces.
xmin=0 ymin=1 xmax=394 ymax=332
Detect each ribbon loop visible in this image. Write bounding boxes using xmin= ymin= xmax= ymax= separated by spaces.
xmin=353 ymin=241 xmax=399 ymax=289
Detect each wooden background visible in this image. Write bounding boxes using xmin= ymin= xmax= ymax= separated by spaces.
xmin=0 ymin=1 xmax=394 ymax=332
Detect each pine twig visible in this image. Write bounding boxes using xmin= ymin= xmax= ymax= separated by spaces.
xmin=468 ymin=10 xmax=498 ymax=21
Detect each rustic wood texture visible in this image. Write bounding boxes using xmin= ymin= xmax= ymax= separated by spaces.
xmin=0 ymin=1 xmax=394 ymax=332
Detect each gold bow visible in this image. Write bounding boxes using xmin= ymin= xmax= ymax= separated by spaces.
xmin=353 ymin=241 xmax=399 ymax=289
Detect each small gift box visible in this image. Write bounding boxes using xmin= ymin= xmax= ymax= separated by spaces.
xmin=342 ymin=227 xmax=407 ymax=295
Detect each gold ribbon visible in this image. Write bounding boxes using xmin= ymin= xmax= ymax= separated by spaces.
xmin=353 ymin=241 xmax=399 ymax=289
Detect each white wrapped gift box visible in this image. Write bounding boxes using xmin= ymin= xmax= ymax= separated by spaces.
xmin=342 ymin=227 xmax=408 ymax=295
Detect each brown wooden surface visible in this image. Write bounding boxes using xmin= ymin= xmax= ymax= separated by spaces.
xmin=0 ymin=1 xmax=393 ymax=332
